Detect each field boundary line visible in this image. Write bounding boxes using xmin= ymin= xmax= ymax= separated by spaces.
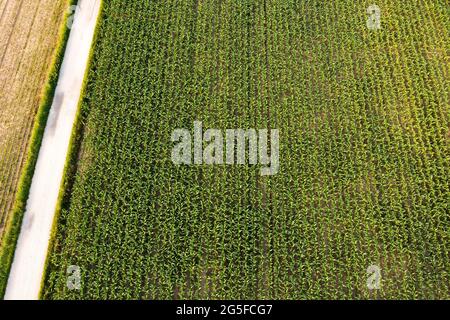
xmin=3 ymin=0 xmax=102 ymax=300
xmin=0 ymin=0 xmax=76 ymax=298
xmin=40 ymin=0 xmax=106 ymax=299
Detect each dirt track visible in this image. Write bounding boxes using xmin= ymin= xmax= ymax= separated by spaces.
xmin=4 ymin=0 xmax=101 ymax=300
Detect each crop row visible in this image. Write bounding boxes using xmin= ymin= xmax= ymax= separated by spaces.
xmin=42 ymin=0 xmax=449 ymax=299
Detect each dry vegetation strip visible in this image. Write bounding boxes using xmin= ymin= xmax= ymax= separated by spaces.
xmin=0 ymin=0 xmax=69 ymax=238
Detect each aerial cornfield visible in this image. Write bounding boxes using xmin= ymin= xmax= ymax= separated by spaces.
xmin=40 ymin=0 xmax=448 ymax=299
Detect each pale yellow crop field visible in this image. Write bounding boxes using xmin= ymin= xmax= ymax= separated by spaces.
xmin=0 ymin=0 xmax=69 ymax=238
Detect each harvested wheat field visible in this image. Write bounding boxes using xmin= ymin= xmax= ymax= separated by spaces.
xmin=0 ymin=0 xmax=69 ymax=238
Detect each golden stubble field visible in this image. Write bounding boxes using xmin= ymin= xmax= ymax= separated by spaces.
xmin=0 ymin=0 xmax=69 ymax=238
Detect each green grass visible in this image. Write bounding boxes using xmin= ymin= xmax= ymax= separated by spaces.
xmin=0 ymin=0 xmax=78 ymax=299
xmin=42 ymin=0 xmax=449 ymax=299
